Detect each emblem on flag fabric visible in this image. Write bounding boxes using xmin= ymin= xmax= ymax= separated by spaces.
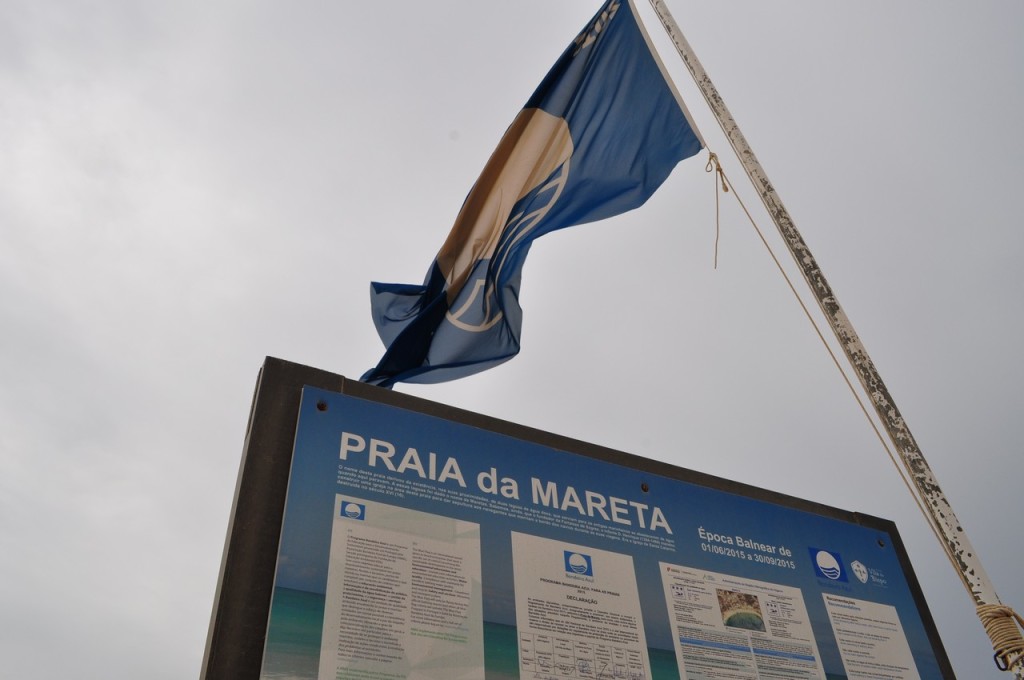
xmin=363 ymin=0 xmax=703 ymax=387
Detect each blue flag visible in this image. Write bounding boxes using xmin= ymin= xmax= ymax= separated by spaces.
xmin=362 ymin=0 xmax=703 ymax=387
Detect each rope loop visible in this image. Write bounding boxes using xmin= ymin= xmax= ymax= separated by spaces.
xmin=705 ymin=152 xmax=728 ymax=192
xmin=705 ymin=151 xmax=729 ymax=268
xmin=977 ymin=604 xmax=1024 ymax=672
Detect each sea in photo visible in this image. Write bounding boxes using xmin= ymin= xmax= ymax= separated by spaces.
xmin=260 ymin=587 xmax=324 ymax=679
xmin=259 ymin=587 xmax=685 ymax=680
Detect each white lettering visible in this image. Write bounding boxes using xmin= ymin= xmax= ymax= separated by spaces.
xmin=396 ymin=447 xmax=425 ymax=477
xmin=650 ymin=507 xmax=672 ymax=534
xmin=437 ymin=456 xmax=466 ymax=487
xmin=572 ymin=0 xmax=621 ymax=55
xmin=531 ymin=479 xmax=669 ymax=533
xmin=629 ymin=500 xmax=649 ymax=529
xmin=339 ymin=432 xmax=365 ymax=460
xmin=560 ymin=486 xmax=585 ymax=514
xmin=609 ymin=496 xmax=630 ymax=525
xmin=500 ymin=477 xmax=520 ymax=499
xmin=369 ymin=438 xmax=396 ymax=470
xmin=585 ymin=490 xmax=610 ymax=521
xmin=532 ymin=478 xmax=559 ymax=507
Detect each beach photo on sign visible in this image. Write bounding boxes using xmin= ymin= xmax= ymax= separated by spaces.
xmin=716 ymin=589 xmax=767 ymax=632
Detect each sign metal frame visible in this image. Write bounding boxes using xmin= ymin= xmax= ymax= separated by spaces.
xmin=200 ymin=356 xmax=954 ymax=679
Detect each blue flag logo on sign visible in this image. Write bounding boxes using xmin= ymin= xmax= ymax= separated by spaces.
xmin=340 ymin=501 xmax=365 ymax=520
xmin=362 ymin=0 xmax=703 ymax=387
xmin=810 ymin=548 xmax=847 ymax=582
xmin=564 ymin=551 xmax=594 ymax=577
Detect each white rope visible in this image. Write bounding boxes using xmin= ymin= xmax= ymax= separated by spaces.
xmin=704 ymin=151 xmax=965 ymax=584
xmin=706 ymin=151 xmax=1024 ymax=673
xmin=978 ymin=604 xmax=1024 ymax=672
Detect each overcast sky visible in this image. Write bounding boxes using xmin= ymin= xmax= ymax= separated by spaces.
xmin=2 ymin=1 xmax=1022 ymax=678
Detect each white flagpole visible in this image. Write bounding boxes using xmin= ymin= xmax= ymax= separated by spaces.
xmin=645 ymin=0 xmax=1023 ymax=675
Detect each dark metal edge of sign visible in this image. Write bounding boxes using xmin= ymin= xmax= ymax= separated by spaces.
xmin=201 ymin=357 xmax=344 ymax=679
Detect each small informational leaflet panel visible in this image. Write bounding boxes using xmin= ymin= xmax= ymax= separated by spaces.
xmin=318 ymin=495 xmax=483 ymax=680
xmin=823 ymin=594 xmax=921 ymax=680
xmin=511 ymin=533 xmax=650 ymax=680
xmin=254 ymin=384 xmax=953 ymax=680
xmin=660 ymin=563 xmax=826 ymax=679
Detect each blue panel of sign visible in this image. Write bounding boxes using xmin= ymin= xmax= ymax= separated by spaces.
xmin=258 ymin=385 xmax=950 ymax=680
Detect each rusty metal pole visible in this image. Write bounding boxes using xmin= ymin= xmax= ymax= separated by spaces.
xmin=645 ymin=0 xmax=1021 ymax=675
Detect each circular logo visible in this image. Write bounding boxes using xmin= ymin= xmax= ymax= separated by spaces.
xmin=851 ymin=560 xmax=869 ymax=584
xmin=567 ymin=553 xmax=589 ymax=574
xmin=343 ymin=503 xmax=363 ymax=519
xmin=815 ymin=551 xmax=843 ymax=580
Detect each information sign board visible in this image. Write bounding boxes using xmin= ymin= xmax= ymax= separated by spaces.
xmin=201 ymin=358 xmax=953 ymax=680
